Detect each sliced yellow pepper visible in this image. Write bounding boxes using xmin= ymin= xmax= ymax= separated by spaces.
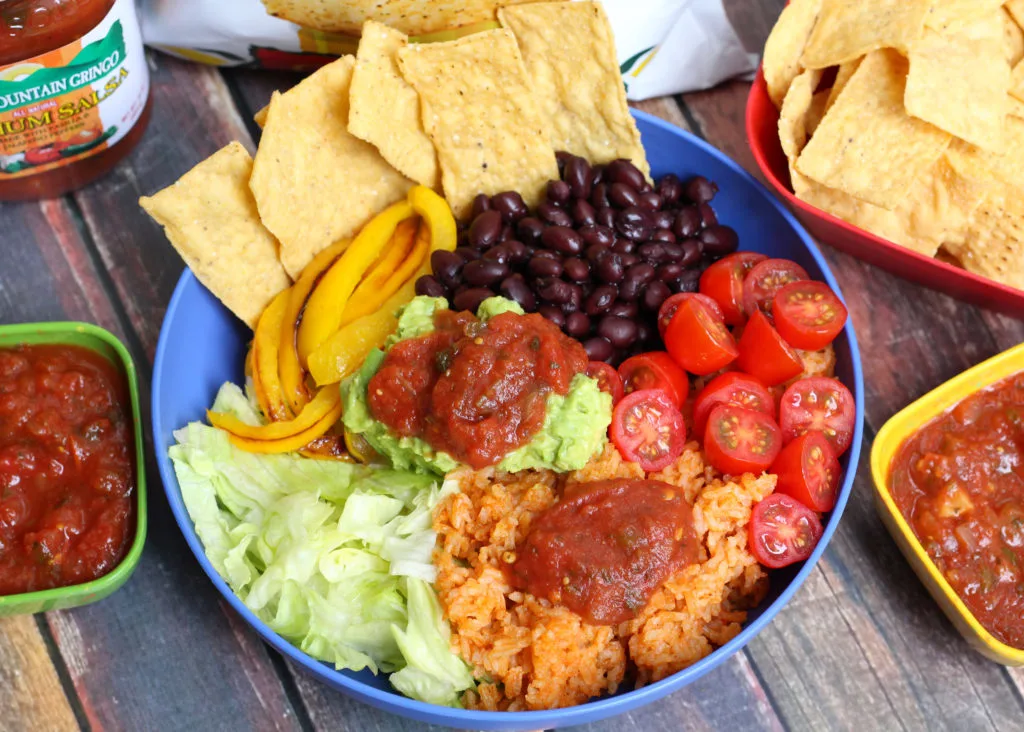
xmin=208 ymin=385 xmax=340 ymax=440
xmin=297 ymin=199 xmax=414 ymax=366
xmin=253 ymin=289 xmax=293 ymax=422
xmin=279 ymin=238 xmax=350 ymax=414
xmin=221 ymin=400 xmax=343 ymax=454
xmin=409 ymin=185 xmax=457 ymax=257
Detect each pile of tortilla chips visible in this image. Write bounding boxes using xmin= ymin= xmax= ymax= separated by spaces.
xmin=764 ymin=0 xmax=1024 ymax=290
xmin=141 ymin=0 xmax=648 ymax=328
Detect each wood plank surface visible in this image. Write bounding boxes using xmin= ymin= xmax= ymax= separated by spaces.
xmin=0 ymin=617 xmax=79 ymax=732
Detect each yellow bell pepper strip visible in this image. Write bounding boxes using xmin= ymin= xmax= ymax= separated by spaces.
xmin=220 ymin=401 xmax=343 ymax=454
xmin=279 ymin=238 xmax=350 ymax=414
xmin=297 ymin=199 xmax=414 ymax=366
xmin=409 ymin=185 xmax=457 ymax=258
xmin=343 ymin=427 xmax=378 ymax=464
xmin=358 ymin=215 xmax=419 ymax=298
xmin=252 ymin=289 xmax=293 ymax=422
xmin=208 ymin=385 xmax=340 ymax=440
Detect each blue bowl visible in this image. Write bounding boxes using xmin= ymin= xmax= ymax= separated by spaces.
xmin=153 ymin=110 xmax=865 ymax=730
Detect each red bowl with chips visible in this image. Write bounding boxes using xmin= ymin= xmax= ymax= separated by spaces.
xmin=746 ymin=68 xmax=1024 ymax=316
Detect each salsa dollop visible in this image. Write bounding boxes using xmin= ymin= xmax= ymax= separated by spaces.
xmin=368 ymin=308 xmax=587 ymax=469
xmin=890 ymin=372 xmax=1024 ymax=649
xmin=510 ymin=478 xmax=699 ymax=625
xmin=0 ymin=344 xmax=135 ymax=595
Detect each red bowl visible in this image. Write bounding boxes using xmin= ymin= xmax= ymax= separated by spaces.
xmin=746 ymin=68 xmax=1024 ymax=316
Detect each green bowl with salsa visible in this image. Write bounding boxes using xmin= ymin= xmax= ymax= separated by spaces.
xmin=0 ymin=322 xmax=146 ymax=616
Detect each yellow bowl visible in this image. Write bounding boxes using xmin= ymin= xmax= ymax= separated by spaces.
xmin=871 ymin=341 xmax=1024 ymax=666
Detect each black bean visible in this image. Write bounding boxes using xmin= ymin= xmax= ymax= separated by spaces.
xmin=546 ymin=179 xmax=571 ymax=206
xmin=535 ymin=277 xmax=573 ymax=304
xmin=607 ymin=301 xmax=638 ymax=320
xmin=625 ymin=262 xmax=656 ymax=286
xmin=699 ymin=225 xmax=739 ymax=256
xmin=699 ymin=202 xmax=718 ymax=227
xmin=563 ymin=257 xmax=590 ymax=282
xmin=591 ymin=164 xmax=605 ymax=187
xmin=562 ymin=284 xmax=582 ymax=314
xmin=620 ymin=253 xmax=640 ymax=268
xmin=596 ymin=206 xmax=616 ymax=229
xmin=469 ymin=210 xmax=503 ymax=249
xmin=619 ymin=277 xmax=641 ymax=302
xmin=658 ymin=263 xmax=684 ymax=282
xmin=570 ymin=198 xmax=596 ymax=226
xmin=585 ymin=243 xmax=610 ymax=263
xmin=638 ymin=242 xmax=666 ymax=264
xmin=464 ymin=259 xmax=509 ymax=287
xmin=415 ymin=275 xmax=446 ymax=298
xmin=529 ymin=256 xmax=563 ymax=278
xmin=499 ymin=274 xmax=536 ymax=311
xmin=615 ymin=207 xmax=652 ymax=241
xmin=638 ymin=192 xmax=663 ymax=212
xmin=499 ymin=224 xmax=514 ymax=242
xmin=598 ymin=316 xmax=638 ymax=348
xmin=590 ymin=182 xmax=610 ymax=209
xmin=594 ymin=251 xmax=625 ymax=283
xmin=642 ymin=280 xmax=672 ymax=312
xmin=534 ymin=249 xmax=560 ymax=261
xmin=606 ymin=159 xmax=646 ymax=190
xmin=453 ymin=287 xmax=494 ymax=312
xmin=470 ymin=193 xmax=491 ymax=220
xmin=580 ymin=224 xmax=615 ymax=248
xmin=490 ymin=191 xmax=528 ymax=223
xmin=638 ymin=177 xmax=653 ymax=194
xmin=538 ymin=202 xmax=572 ymax=227
xmin=652 ymin=228 xmax=676 ymax=244
xmin=565 ymin=312 xmax=591 ymax=338
xmin=673 ymin=206 xmax=702 ymax=239
xmin=685 ymin=175 xmax=719 ymax=204
xmin=612 ymin=238 xmax=636 ymax=255
xmin=583 ymin=336 xmax=614 ymax=362
xmin=517 ymin=216 xmax=546 ymax=246
xmin=504 ymin=239 xmax=529 ymax=264
xmin=431 ymin=250 xmax=464 ymax=288
xmin=652 ymin=210 xmax=675 ymax=230
xmin=662 ymin=242 xmax=683 ymax=260
xmin=538 ymin=304 xmax=566 ymax=328
xmin=637 ymin=320 xmax=655 ymax=345
xmin=585 ymin=284 xmax=618 ymax=316
xmin=455 ymin=245 xmax=481 ymax=262
xmin=483 ymin=245 xmax=510 ymax=264
xmin=541 ymin=226 xmax=584 ymax=255
xmin=555 ymin=151 xmax=573 ymax=177
xmin=673 ymin=269 xmax=701 ymax=293
xmin=679 ymin=238 xmax=703 ymax=267
xmin=564 ymin=156 xmax=593 ymax=199
xmin=657 ymin=174 xmax=683 ymax=205
xmin=609 ymin=183 xmax=640 ymax=209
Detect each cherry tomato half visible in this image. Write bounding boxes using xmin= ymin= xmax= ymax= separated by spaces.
xmin=611 ymin=389 xmax=686 ymax=472
xmin=703 ymin=403 xmax=782 ymax=475
xmin=618 ymin=352 xmax=689 ymax=407
xmin=657 ymin=293 xmax=724 ymax=337
xmin=772 ymin=281 xmax=848 ymax=350
xmin=700 ymin=252 xmax=767 ymax=325
xmin=664 ymin=298 xmax=738 ymax=376
xmin=692 ymin=371 xmax=774 ymax=438
xmin=736 ymin=310 xmax=804 ymax=386
xmin=770 ymin=432 xmax=841 ymax=512
xmin=742 ymin=258 xmax=809 ymax=316
xmin=779 ymin=377 xmax=856 ymax=455
xmin=586 ymin=361 xmax=624 ymax=405
xmin=749 ymin=493 xmax=824 ymax=569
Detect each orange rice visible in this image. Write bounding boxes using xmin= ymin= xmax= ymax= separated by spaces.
xmin=432 ymin=443 xmax=776 ymax=711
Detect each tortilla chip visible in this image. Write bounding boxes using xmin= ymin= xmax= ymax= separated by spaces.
xmin=348 ymin=21 xmax=439 ymax=188
xmin=139 ymin=142 xmax=291 ymax=328
xmin=250 ymin=56 xmax=411 ymax=279
xmin=825 ymin=58 xmax=861 ymax=111
xmin=762 ymin=0 xmax=822 ymax=108
xmin=796 ymin=50 xmax=950 ymax=210
xmin=1010 ymin=94 xmax=1024 ymax=120
xmin=906 ymin=19 xmax=1009 ymax=152
xmin=1007 ymin=0 xmax=1024 ymax=32
xmin=1005 ymin=8 xmax=1024 ymax=66
xmin=801 ymin=0 xmax=932 ymax=69
xmin=945 ymin=117 xmax=1024 ymax=190
xmin=498 ymin=2 xmax=647 ymax=176
xmin=397 ymin=29 xmax=558 ymax=219
xmin=261 ymin=0 xmax=542 ymax=36
xmin=253 ymin=92 xmax=278 ymax=129
xmin=805 ymin=90 xmax=830 ymax=137
xmin=925 ymin=0 xmax=1003 ymax=33
xmin=778 ymin=69 xmax=822 ymax=171
xmin=1013 ymin=59 xmax=1024 ymax=102
xmin=945 ymin=184 xmax=1024 ymax=289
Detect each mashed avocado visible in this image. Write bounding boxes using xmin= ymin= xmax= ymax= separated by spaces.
xmin=342 ymin=296 xmax=611 ymax=475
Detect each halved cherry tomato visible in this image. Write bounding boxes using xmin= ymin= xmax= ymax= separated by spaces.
xmin=703 ymin=404 xmax=782 ymax=475
xmin=664 ymin=298 xmax=738 ymax=376
xmin=749 ymin=493 xmax=823 ymax=568
xmin=611 ymin=390 xmax=686 ymax=472
xmin=586 ymin=361 xmax=624 ymax=405
xmin=736 ymin=310 xmax=804 ymax=386
xmin=618 ymin=352 xmax=689 ymax=407
xmin=657 ymin=293 xmax=724 ymax=337
xmin=692 ymin=372 xmax=774 ymax=437
xmin=772 ymin=281 xmax=848 ymax=350
xmin=779 ymin=377 xmax=855 ymax=455
xmin=699 ymin=252 xmax=767 ymax=325
xmin=770 ymin=432 xmax=841 ymax=512
xmin=742 ymin=258 xmax=809 ymax=316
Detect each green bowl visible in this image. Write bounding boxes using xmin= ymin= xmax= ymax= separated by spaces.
xmin=0 ymin=322 xmax=147 ymax=615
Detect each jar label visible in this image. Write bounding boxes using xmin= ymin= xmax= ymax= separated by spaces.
xmin=0 ymin=0 xmax=149 ymax=180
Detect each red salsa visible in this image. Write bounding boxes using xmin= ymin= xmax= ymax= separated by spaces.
xmin=509 ymin=479 xmax=699 ymax=625
xmin=0 ymin=344 xmax=135 ymax=595
xmin=368 ymin=309 xmax=587 ymax=469
xmin=890 ymin=372 xmax=1024 ymax=649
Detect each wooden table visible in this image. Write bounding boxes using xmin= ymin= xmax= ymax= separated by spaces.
xmin=3 ymin=2 xmax=1024 ymax=730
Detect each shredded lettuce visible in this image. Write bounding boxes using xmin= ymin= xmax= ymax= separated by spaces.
xmin=170 ymin=383 xmax=475 ymax=705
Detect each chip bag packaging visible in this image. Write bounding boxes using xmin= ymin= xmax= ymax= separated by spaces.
xmin=139 ymin=0 xmax=758 ymax=101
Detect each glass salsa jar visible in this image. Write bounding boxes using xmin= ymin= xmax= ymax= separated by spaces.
xmin=0 ymin=0 xmax=150 ymax=200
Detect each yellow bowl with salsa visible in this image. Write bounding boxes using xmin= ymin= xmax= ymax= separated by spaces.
xmin=872 ymin=343 xmax=1024 ymax=666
